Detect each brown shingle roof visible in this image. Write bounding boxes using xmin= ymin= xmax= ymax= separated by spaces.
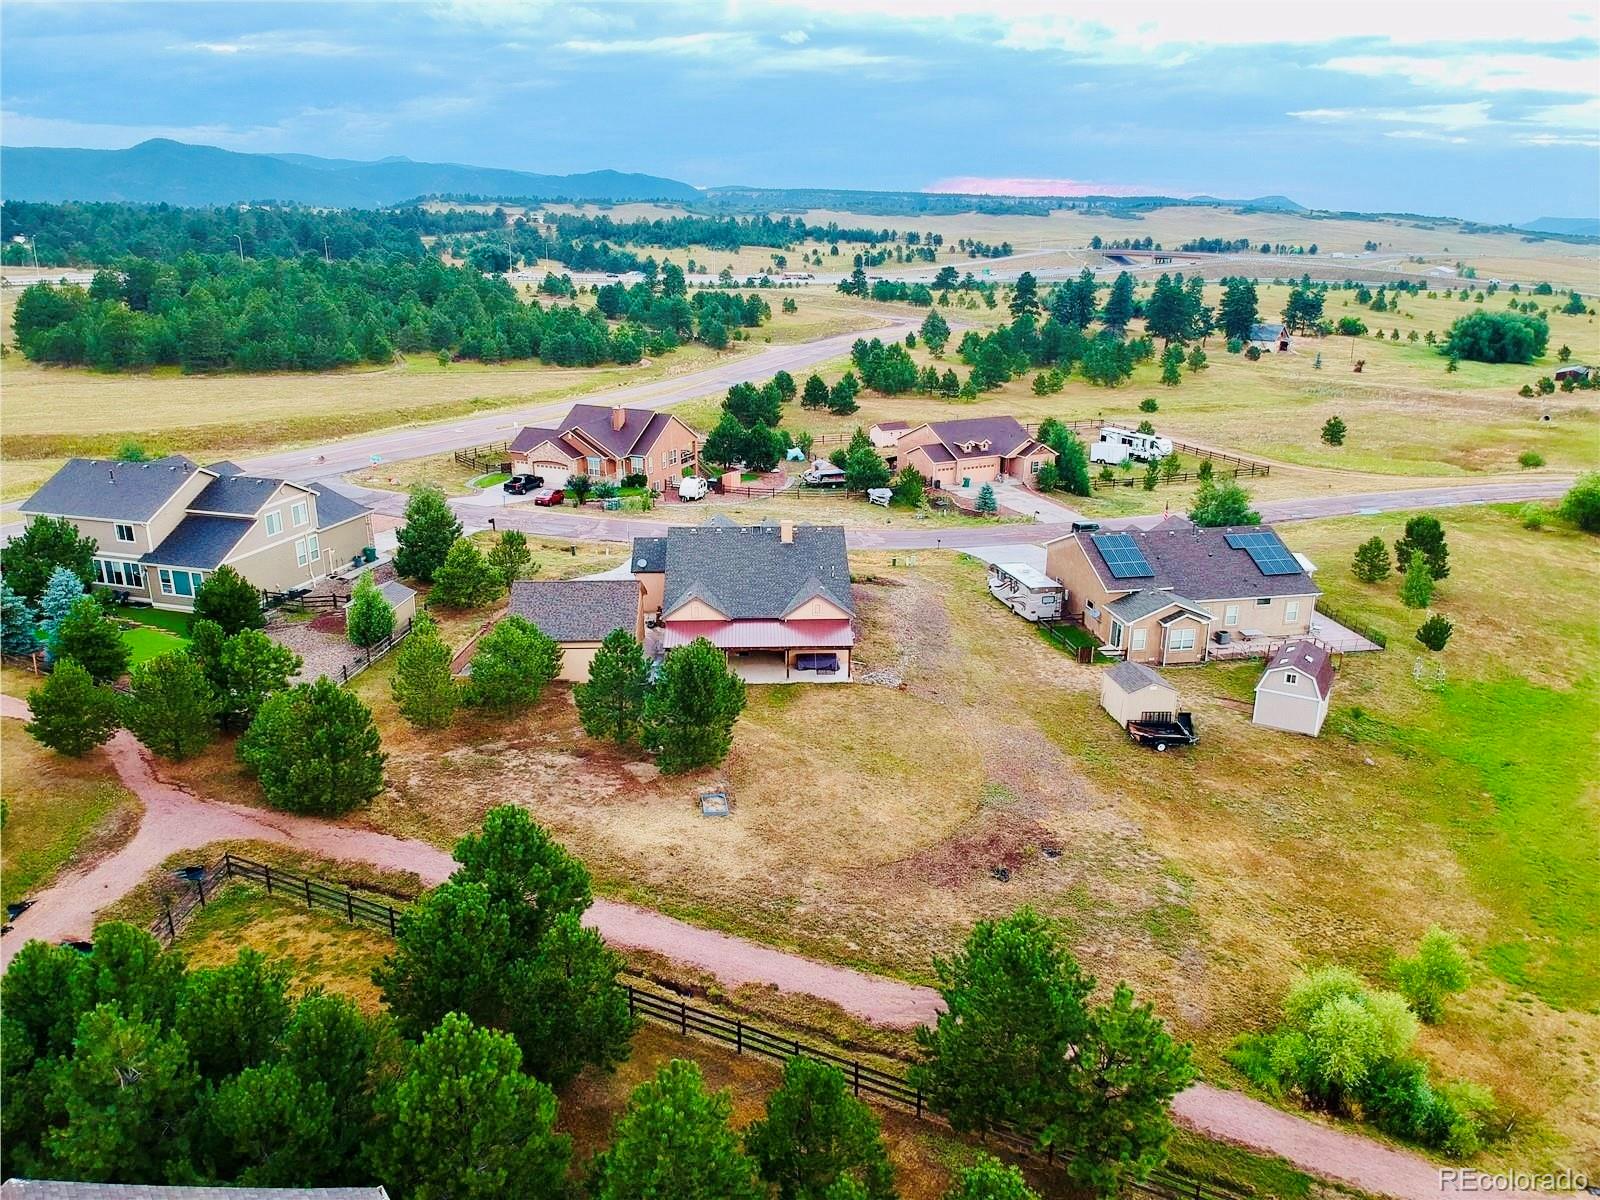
xmin=1076 ymin=522 xmax=1318 ymax=601
xmin=508 ymin=579 xmax=641 ymax=643
xmin=926 ymin=416 xmax=1033 ymax=459
xmin=1262 ymin=640 xmax=1335 ymax=698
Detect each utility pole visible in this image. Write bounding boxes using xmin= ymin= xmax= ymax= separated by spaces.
xmin=323 ymin=236 xmax=331 ymax=263
xmin=233 ymin=234 xmax=245 ymax=262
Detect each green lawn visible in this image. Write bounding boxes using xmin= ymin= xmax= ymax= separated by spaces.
xmin=120 ymin=623 xmax=189 ymax=665
xmin=109 ymin=603 xmax=193 ymax=636
xmin=469 ymin=472 xmax=510 ymax=488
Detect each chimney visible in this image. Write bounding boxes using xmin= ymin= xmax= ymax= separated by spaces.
xmin=780 ymin=520 xmax=794 ymax=545
xmin=610 ymin=406 xmax=626 ymax=432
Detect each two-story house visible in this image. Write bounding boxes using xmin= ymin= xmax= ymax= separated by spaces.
xmin=884 ymin=416 xmax=1055 ymax=490
xmin=18 ymin=456 xmax=374 ymax=610
xmin=631 ymin=518 xmax=855 ymax=682
xmin=1043 ymin=517 xmax=1320 ymax=664
xmin=508 ymin=404 xmax=701 ymax=494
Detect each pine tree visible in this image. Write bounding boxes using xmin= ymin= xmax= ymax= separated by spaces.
xmin=1415 ymin=613 xmax=1454 ymax=651
xmin=394 ymin=484 xmax=463 ymax=583
xmin=429 ymin=538 xmax=506 ymax=610
xmin=1102 ymin=272 xmax=1135 ymax=332
xmin=1159 ymin=344 xmax=1183 ymax=386
xmin=801 ymin=373 xmax=831 ymax=410
xmin=487 ymin=529 xmax=534 ymax=588
xmin=574 ymin=629 xmax=651 ymax=746
xmin=642 ymin=638 xmax=746 ymax=774
xmin=237 ymin=678 xmax=385 ymax=815
xmin=0 ymin=515 xmax=96 ymax=605
xmin=590 ymin=1059 xmax=765 ymax=1200
xmin=51 ymin=595 xmax=130 ymax=683
xmin=465 ymin=614 xmax=562 ymax=711
xmin=26 ymin=658 xmax=120 ymax=757
xmin=1008 ymin=271 xmax=1040 ymax=319
xmin=1351 ymin=536 xmax=1391 ymax=583
xmin=122 ymin=651 xmax=219 ymax=760
xmin=391 ymin=613 xmax=460 ymax=729
xmin=192 ymin=565 xmax=264 ymax=634
xmin=746 ymin=1056 xmax=897 ymax=1200
xmin=1321 ymin=416 xmax=1347 ymax=446
xmin=344 ymin=573 xmax=395 ymax=647
xmin=37 ymin=566 xmax=87 ymax=648
xmin=1399 ymin=553 xmax=1435 ymax=609
xmin=975 ymin=484 xmax=998 ymax=514
xmin=1218 ymin=278 xmax=1260 ymax=341
xmin=943 ymin=1154 xmax=1041 ymax=1200
xmin=920 ymin=307 xmax=951 ymax=354
xmin=1 ymin=581 xmax=42 ymax=655
xmin=1394 ymin=514 xmax=1450 ymax=579
xmin=213 ymin=627 xmax=301 ymax=732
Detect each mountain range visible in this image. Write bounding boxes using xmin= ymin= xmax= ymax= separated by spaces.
xmin=0 ymin=139 xmax=702 ymax=206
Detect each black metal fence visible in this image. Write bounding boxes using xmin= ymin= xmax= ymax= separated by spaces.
xmin=147 ymin=853 xmax=1252 ymax=1200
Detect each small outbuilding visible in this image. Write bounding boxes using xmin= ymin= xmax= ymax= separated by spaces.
xmin=1249 ymin=322 xmax=1290 ymax=352
xmin=1100 ymin=660 xmax=1179 ymax=728
xmin=1252 ymin=640 xmax=1334 ymax=736
xmin=377 ymin=579 xmax=417 ymax=627
xmin=505 ymin=578 xmax=644 ymax=681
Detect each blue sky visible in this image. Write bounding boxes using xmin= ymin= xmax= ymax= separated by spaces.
xmin=3 ymin=1 xmax=1597 ymax=223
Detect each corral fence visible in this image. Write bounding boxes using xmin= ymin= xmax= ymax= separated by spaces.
xmin=453 ymin=441 xmax=512 ymax=473
xmin=261 ymin=588 xmax=340 ymax=614
xmin=149 ymin=853 xmax=1250 ymax=1200
xmin=1093 ymin=464 xmax=1269 ymax=490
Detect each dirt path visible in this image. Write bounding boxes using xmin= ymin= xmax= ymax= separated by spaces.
xmin=0 ymin=695 xmax=1531 ymax=1199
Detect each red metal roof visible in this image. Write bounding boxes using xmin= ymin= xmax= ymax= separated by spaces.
xmin=663 ymin=619 xmax=854 ymax=650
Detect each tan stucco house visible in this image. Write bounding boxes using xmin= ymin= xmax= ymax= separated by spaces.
xmin=504 ymin=578 xmax=645 ymax=682
xmin=508 ymin=404 xmax=700 ymax=493
xmin=1044 ymin=518 xmax=1320 ymax=665
xmin=17 ymin=457 xmax=373 ymax=611
xmin=632 ymin=518 xmax=855 ymax=682
xmin=890 ymin=416 xmax=1055 ymax=490
xmin=1253 ymin=640 xmax=1334 ymax=736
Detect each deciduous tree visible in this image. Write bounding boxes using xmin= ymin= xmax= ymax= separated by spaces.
xmin=942 ymin=1155 xmax=1040 ymax=1200
xmin=1389 ymin=926 xmax=1469 ymax=1022
xmin=1188 ymin=479 xmax=1259 ymax=527
xmin=1399 ymin=554 xmax=1434 ymax=609
xmin=345 ymin=573 xmax=395 ymax=648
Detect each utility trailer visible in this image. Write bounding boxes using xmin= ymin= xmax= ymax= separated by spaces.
xmin=1124 ymin=712 xmax=1198 ymax=752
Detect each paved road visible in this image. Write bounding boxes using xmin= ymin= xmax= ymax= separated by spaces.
xmin=0 ymin=694 xmax=1539 ymax=1200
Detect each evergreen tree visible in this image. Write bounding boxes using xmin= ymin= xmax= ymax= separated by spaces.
xmin=173 ymin=949 xmax=291 ymax=1080
xmin=920 ymin=307 xmax=951 ymax=355
xmin=487 ymin=529 xmax=534 ymax=588
xmin=51 ymin=595 xmax=130 ymax=683
xmin=26 ymin=658 xmax=120 ymax=757
xmin=372 ymin=1013 xmax=571 ymax=1200
xmin=37 ymin=566 xmax=87 ymax=648
xmin=465 ymin=615 xmax=562 ymax=711
xmin=192 ymin=565 xmax=264 ymax=634
xmin=208 ymin=1062 xmax=338 ymax=1187
xmin=842 ymin=429 xmax=891 ymax=492
xmin=642 ymin=637 xmax=746 ymax=773
xmin=0 ymin=515 xmax=96 ymax=605
xmin=428 ymin=538 xmax=506 ymax=609
xmin=745 ymin=1057 xmax=896 ymax=1200
xmin=344 ymin=573 xmax=395 ymax=647
xmin=1159 ymin=344 xmax=1183 ymax=386
xmin=1055 ymin=268 xmax=1098 ymax=329
xmin=590 ymin=1059 xmax=765 ymax=1200
xmin=1008 ymin=271 xmax=1040 ymax=319
xmin=0 ymin=581 xmax=41 ymax=655
xmin=394 ymin=484 xmax=463 ymax=584
xmin=1218 ymin=278 xmax=1260 ymax=341
xmin=975 ymin=484 xmax=998 ymax=515
xmin=1102 ymin=272 xmax=1135 ymax=332
xmin=743 ymin=420 xmax=783 ymax=473
xmin=1321 ymin=416 xmax=1347 ymax=446
xmin=237 ymin=678 xmax=385 ymax=815
xmin=1415 ymin=613 xmax=1454 ymax=651
xmin=122 ymin=650 xmax=219 ymax=760
xmin=1399 ymin=554 xmax=1435 ymax=609
xmin=1185 ymin=347 xmax=1208 ymax=373
xmin=1351 ymin=536 xmax=1392 ymax=583
xmin=212 ymin=627 xmax=301 ymax=731
xmin=702 ymin=412 xmax=749 ymax=470
xmin=801 ymin=373 xmax=831 ymax=410
xmin=1393 ymin=514 xmax=1450 ymax=579
xmin=891 ymin=465 xmax=925 ymax=508
xmin=943 ymin=1155 xmax=1040 ymax=1200
xmin=390 ymin=613 xmax=459 ymax=728
xmin=574 ymin=629 xmax=651 ymax=746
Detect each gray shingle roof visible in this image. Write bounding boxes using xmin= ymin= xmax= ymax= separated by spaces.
xmin=1106 ymin=591 xmax=1212 ymax=622
xmin=1105 ymin=660 xmax=1172 ymax=694
xmin=1 ymin=1182 xmax=388 ymax=1199
xmin=205 ymin=460 xmax=244 ymax=476
xmin=310 ymin=486 xmax=370 ymax=530
xmin=1076 ymin=522 xmax=1318 ymax=601
xmin=378 ymin=580 xmax=415 ymax=607
xmin=661 ymin=524 xmax=854 ymax=619
xmin=139 ymin=515 xmax=253 ymax=569
xmin=19 ymin=456 xmax=206 ymax=522
xmin=631 ymin=536 xmax=667 ymax=573
xmin=191 ymin=474 xmax=285 ymax=516
xmin=508 ymin=579 xmax=641 ymax=642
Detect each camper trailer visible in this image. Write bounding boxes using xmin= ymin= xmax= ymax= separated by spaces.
xmin=1094 ymin=426 xmax=1172 ymax=463
xmin=987 ymin=562 xmax=1065 ymax=622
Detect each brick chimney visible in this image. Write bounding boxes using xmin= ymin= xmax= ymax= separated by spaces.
xmin=780 ymin=519 xmax=794 ymax=545
xmin=611 ymin=406 xmax=626 ymax=432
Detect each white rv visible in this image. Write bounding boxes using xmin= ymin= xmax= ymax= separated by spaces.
xmin=1094 ymin=425 xmax=1172 ymax=463
xmin=987 ymin=562 xmax=1065 ymax=622
xmin=676 ymin=475 xmax=710 ymax=501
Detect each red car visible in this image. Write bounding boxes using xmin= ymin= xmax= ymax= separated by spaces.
xmin=531 ymin=487 xmax=565 ymax=507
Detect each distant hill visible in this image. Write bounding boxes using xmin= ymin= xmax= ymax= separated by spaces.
xmin=1518 ymin=216 xmax=1600 ymax=238
xmin=0 ymin=139 xmax=702 ymax=206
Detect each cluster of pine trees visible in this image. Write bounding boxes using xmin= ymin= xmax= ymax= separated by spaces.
xmin=11 ymin=252 xmax=764 ymax=372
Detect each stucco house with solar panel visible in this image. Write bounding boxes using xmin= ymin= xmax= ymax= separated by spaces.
xmin=17 ymin=457 xmax=373 ymax=611
xmin=1044 ymin=517 xmax=1320 ymax=664
xmin=631 ymin=518 xmax=855 ymax=682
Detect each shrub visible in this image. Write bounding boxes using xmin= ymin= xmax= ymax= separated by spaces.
xmin=1517 ymin=450 xmax=1544 ymax=468
xmin=465 ymin=615 xmax=561 ymax=711
xmin=1138 ymin=397 xmax=1159 ymax=413
xmin=193 ymin=565 xmax=265 ymax=635
xmin=1414 ymin=614 xmax=1454 ymax=652
xmin=1389 ymin=927 xmax=1469 ymax=1022
xmin=1557 ymin=471 xmax=1600 ymax=532
xmin=1225 ymin=337 xmax=1243 ymax=354
xmin=1245 ymin=345 xmax=1262 ymax=361
xmin=1520 ymin=504 xmax=1546 ymax=530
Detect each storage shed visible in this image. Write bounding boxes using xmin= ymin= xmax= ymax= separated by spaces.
xmin=1253 ymin=640 xmax=1334 ymax=736
xmin=1100 ymin=660 xmax=1180 ymax=728
xmin=378 ymin=579 xmax=417 ymax=627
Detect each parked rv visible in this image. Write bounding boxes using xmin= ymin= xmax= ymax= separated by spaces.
xmin=803 ymin=459 xmax=848 ymax=487
xmin=677 ymin=475 xmax=710 ymax=501
xmin=1094 ymin=426 xmax=1172 ymax=463
xmin=987 ymin=562 xmax=1065 ymax=622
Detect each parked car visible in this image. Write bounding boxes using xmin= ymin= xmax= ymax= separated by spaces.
xmin=503 ymin=473 xmax=543 ymax=495
xmin=531 ymin=487 xmax=566 ymax=507
xmin=677 ymin=475 xmax=710 ymax=501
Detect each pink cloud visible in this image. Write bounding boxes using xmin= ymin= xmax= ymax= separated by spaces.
xmin=927 ymin=175 xmax=1175 ymax=198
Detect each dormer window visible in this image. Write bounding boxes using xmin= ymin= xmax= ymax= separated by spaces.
xmin=114 ymin=523 xmax=135 ymax=543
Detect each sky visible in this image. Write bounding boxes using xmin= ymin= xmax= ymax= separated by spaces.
xmin=2 ymin=0 xmax=1598 ymax=224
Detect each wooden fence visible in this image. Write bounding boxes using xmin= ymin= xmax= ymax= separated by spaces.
xmin=452 ymin=441 xmax=512 ymax=472
xmin=337 ymin=616 xmax=416 ymax=684
xmin=147 ymin=853 xmax=1250 ymax=1200
xmin=1094 ymin=463 xmax=1269 ymax=490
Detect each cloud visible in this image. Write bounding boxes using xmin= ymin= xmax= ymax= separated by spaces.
xmin=1289 ymin=102 xmax=1494 ymax=131
xmin=780 ymin=29 xmax=809 ymax=45
xmin=1384 ymin=130 xmax=1469 ymax=145
xmin=1517 ymin=131 xmax=1600 ymax=147
xmin=1521 ymin=96 xmax=1600 ymax=128
xmin=559 ymin=29 xmax=900 ymax=75
xmin=560 ymin=32 xmax=741 ymax=57
xmin=1320 ymin=52 xmax=1600 ymax=98
xmin=927 ymin=175 xmax=1162 ymax=197
xmin=171 ymin=32 xmax=364 ymax=58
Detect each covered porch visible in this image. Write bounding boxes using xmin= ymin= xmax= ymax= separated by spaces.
xmin=663 ymin=618 xmax=855 ymax=684
xmin=724 ymin=648 xmax=852 ymax=683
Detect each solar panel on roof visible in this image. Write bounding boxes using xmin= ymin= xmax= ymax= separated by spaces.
xmin=1225 ymin=530 xmax=1301 ymax=576
xmin=1092 ymin=532 xmax=1155 ymax=579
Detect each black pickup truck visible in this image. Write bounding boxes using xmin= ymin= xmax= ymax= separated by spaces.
xmin=1125 ymin=712 xmax=1198 ymax=752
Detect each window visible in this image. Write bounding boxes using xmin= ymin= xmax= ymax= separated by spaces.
xmin=306 ymin=534 xmax=319 ymax=564
xmin=158 ymin=568 xmax=203 ymax=597
xmin=586 ymin=456 xmax=602 ymax=475
xmin=295 ymin=538 xmax=308 ymax=567
xmin=264 ymin=510 xmax=283 ymax=537
xmin=1030 ymin=459 xmax=1041 ymax=474
xmin=629 ymin=455 xmax=644 ymax=473
xmin=1224 ymin=604 xmax=1239 ymax=626
xmin=94 ymin=557 xmax=142 ymax=588
xmin=1285 ymin=671 xmax=1299 ymax=685
xmin=1109 ymin=620 xmax=1124 ymax=649
xmin=1130 ymin=628 xmax=1147 ymax=651
xmin=1286 ymin=601 xmax=1301 ymax=623
xmin=114 ymin=523 xmax=135 ymax=543
xmin=1168 ymin=627 xmax=1197 ymax=652
xmin=290 ymin=501 xmax=309 ymax=528
xmin=1256 ymin=597 xmax=1271 ymax=606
